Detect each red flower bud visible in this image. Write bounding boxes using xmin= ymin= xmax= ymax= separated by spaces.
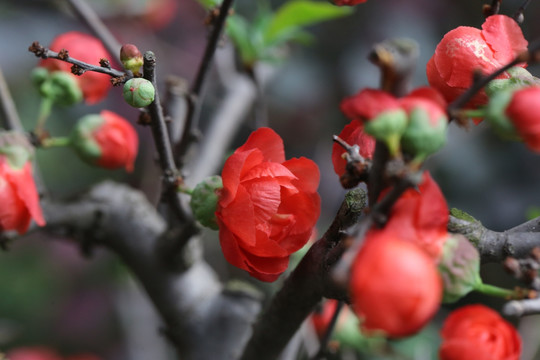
xmin=350 ymin=234 xmax=442 ymax=337
xmin=332 ymin=120 xmax=375 ymax=177
xmin=341 ymin=89 xmax=400 ymax=123
xmin=371 ymin=172 xmax=449 ymax=259
xmin=0 ymin=132 xmax=45 ymax=234
xmin=440 ymin=305 xmax=521 ymax=360
xmin=504 ymin=86 xmax=540 ymax=151
xmin=40 ymin=32 xmax=112 ymax=104
xmin=70 ymin=111 xmax=138 ymax=172
xmin=216 ymin=128 xmax=321 ymax=282
xmin=427 ymin=15 xmax=527 ymax=108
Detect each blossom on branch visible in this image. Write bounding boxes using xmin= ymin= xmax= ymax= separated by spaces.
xmin=349 ymin=234 xmax=442 ymax=338
xmin=502 ymin=86 xmax=540 ymax=151
xmin=216 ymin=127 xmax=321 ymax=282
xmin=0 ymin=132 xmax=45 ymax=234
xmin=439 ymin=304 xmax=521 ymax=360
xmin=40 ymin=32 xmax=112 ymax=104
xmin=427 ymin=15 xmax=528 ymax=108
xmin=70 ymin=110 xmax=138 ymax=172
xmin=331 ymin=120 xmax=375 ymax=177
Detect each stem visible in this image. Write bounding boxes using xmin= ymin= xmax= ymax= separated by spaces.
xmin=177 ymin=186 xmax=193 ymax=195
xmin=177 ymin=0 xmax=235 ymax=165
xmin=460 ymin=108 xmax=487 ymax=118
xmin=312 ymin=301 xmax=344 ymax=360
xmin=474 ymin=282 xmax=518 ymax=299
xmin=41 ymin=136 xmax=71 ymax=148
xmin=35 ymin=97 xmax=54 ymax=137
xmin=514 ymin=0 xmax=531 ymax=23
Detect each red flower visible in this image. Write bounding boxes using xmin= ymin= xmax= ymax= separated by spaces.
xmin=311 ymin=299 xmax=339 ymax=338
xmin=504 ymin=86 xmax=540 ymax=151
xmin=71 ymin=110 xmax=138 ymax=172
xmin=340 ymin=89 xmax=400 ymax=123
xmin=332 ymin=120 xmax=376 ymax=177
xmin=371 ymin=172 xmax=448 ymax=259
xmin=8 ymin=348 xmax=62 ymax=360
xmin=216 ymin=127 xmax=321 ymax=282
xmin=350 ymin=234 xmax=442 ymax=337
xmin=427 ymin=15 xmax=527 ymax=108
xmin=440 ymin=305 xmax=521 ymax=360
xmin=0 ymin=133 xmax=45 ymax=234
xmin=40 ymin=32 xmax=111 ymax=104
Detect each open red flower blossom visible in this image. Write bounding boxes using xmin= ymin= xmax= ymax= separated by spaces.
xmin=332 ymin=120 xmax=376 ymax=177
xmin=216 ymin=127 xmax=321 ymax=282
xmin=340 ymin=89 xmax=400 ymax=123
xmin=40 ymin=32 xmax=111 ymax=104
xmin=350 ymin=234 xmax=442 ymax=338
xmin=371 ymin=172 xmax=448 ymax=259
xmin=427 ymin=15 xmax=528 ymax=108
xmin=505 ymin=86 xmax=540 ymax=151
xmin=71 ymin=110 xmax=138 ymax=172
xmin=440 ymin=305 xmax=521 ymax=360
xmin=0 ymin=133 xmax=45 ymax=234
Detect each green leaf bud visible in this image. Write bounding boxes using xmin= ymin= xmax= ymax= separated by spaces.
xmin=189 ymin=175 xmax=223 ymax=230
xmin=438 ymin=234 xmax=482 ymax=303
xmin=123 ymin=78 xmax=155 ymax=108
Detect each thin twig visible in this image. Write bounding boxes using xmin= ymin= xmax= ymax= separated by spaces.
xmin=176 ymin=0 xmax=235 ymax=165
xmin=513 ymin=0 xmax=531 ymax=23
xmin=28 ymin=41 xmax=125 ymax=78
xmin=312 ymin=301 xmax=344 ymax=360
xmin=0 ymin=67 xmax=24 ymax=132
xmin=65 ymin=0 xmax=123 ymax=65
xmin=142 ymin=51 xmax=189 ymax=222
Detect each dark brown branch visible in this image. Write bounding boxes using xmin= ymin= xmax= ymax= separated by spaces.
xmin=176 ymin=0 xmax=235 ymax=166
xmin=65 ymin=0 xmax=123 ymax=65
xmin=239 ymin=189 xmax=367 ymax=360
xmin=448 ymin=214 xmax=540 ymax=263
xmin=42 ymin=182 xmax=260 ymax=360
xmin=28 ymin=42 xmax=125 ymax=79
xmin=142 ymin=52 xmax=190 ymax=224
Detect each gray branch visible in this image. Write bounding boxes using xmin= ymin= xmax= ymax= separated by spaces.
xmin=448 ymin=215 xmax=540 ymax=263
xmin=42 ymin=182 xmax=260 ymax=360
xmin=504 ymin=298 xmax=540 ymax=317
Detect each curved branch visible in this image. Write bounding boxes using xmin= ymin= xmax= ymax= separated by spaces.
xmin=448 ymin=215 xmax=540 ymax=263
xmin=42 ymin=182 xmax=259 ymax=360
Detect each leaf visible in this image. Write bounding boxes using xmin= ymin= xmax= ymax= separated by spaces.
xmin=264 ymin=0 xmax=353 ymax=45
xmin=226 ymin=15 xmax=258 ymax=65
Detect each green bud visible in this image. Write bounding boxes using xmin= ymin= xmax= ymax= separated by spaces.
xmin=438 ymin=235 xmax=482 ymax=303
xmin=401 ymin=107 xmax=447 ymax=163
xmin=364 ymin=109 xmax=408 ymax=156
xmin=486 ymin=67 xmax=540 ymax=97
xmin=189 ymin=175 xmax=223 ymax=230
xmin=69 ymin=114 xmax=104 ymax=164
xmin=31 ymin=68 xmax=50 ymax=88
xmin=0 ymin=131 xmax=34 ymax=169
xmin=39 ymin=71 xmax=83 ymax=106
xmin=123 ymin=78 xmax=155 ymax=108
xmin=485 ymin=89 xmax=520 ymax=141
xmin=120 ymin=44 xmax=144 ymax=75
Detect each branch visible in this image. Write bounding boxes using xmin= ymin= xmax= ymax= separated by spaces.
xmin=42 ymin=182 xmax=260 ymax=360
xmin=28 ymin=41 xmax=126 ymax=79
xmin=448 ymin=214 xmax=540 ymax=263
xmin=239 ymin=189 xmax=367 ymax=360
xmin=65 ymin=0 xmax=123 ymax=65
xmin=176 ymin=0 xmax=235 ymax=165
xmin=504 ymin=297 xmax=540 ymax=317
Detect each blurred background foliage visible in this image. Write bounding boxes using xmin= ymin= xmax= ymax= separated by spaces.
xmin=1 ymin=0 xmax=540 ymax=359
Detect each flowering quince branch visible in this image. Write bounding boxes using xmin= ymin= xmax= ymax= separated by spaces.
xmin=0 ymin=67 xmax=24 ymax=132
xmin=239 ymin=189 xmax=367 ymax=360
xmin=40 ymin=182 xmax=261 ymax=360
xmin=28 ymin=41 xmax=126 ymax=80
xmin=176 ymin=0 xmax=235 ymax=166
xmin=448 ymin=212 xmax=540 ymax=263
